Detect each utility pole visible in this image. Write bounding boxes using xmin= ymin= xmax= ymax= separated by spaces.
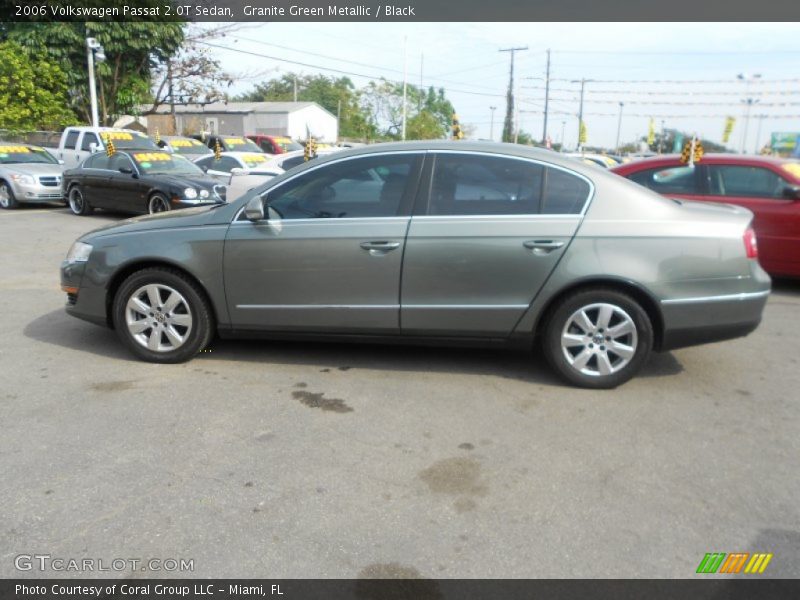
xmin=737 ymin=73 xmax=762 ymax=154
xmin=419 ymin=53 xmax=424 ymax=111
xmin=489 ymin=106 xmax=497 ymax=141
xmin=542 ymin=48 xmax=551 ymax=145
xmin=402 ymin=36 xmax=408 ymax=141
xmin=571 ymin=78 xmax=591 ymax=151
xmin=499 ymin=46 xmax=528 ymax=143
xmin=293 ymin=76 xmax=297 ymax=102
xmin=754 ymin=113 xmax=766 ymax=154
xmin=85 ymin=37 xmax=105 ymax=128
xmin=615 ymin=102 xmax=624 ymax=153
xmin=560 ymin=121 xmax=566 ymax=150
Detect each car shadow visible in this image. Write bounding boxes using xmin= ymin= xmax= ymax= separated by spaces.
xmin=770 ymin=277 xmax=800 ymax=295
xmin=25 ymin=309 xmax=684 ymax=383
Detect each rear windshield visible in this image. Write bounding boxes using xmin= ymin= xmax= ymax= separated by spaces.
xmin=0 ymin=145 xmax=58 ymax=165
xmin=131 ymin=152 xmax=204 ymax=176
xmin=101 ymin=131 xmax=159 ymax=150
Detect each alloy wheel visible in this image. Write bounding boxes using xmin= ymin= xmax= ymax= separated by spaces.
xmin=560 ymin=302 xmax=638 ymax=377
xmin=125 ymin=283 xmax=193 ymax=352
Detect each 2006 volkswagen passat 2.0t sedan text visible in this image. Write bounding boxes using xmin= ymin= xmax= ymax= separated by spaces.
xmin=60 ymin=142 xmax=770 ymax=388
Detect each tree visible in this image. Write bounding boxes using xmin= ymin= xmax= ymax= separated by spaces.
xmin=360 ymin=80 xmax=455 ymax=140
xmin=502 ymin=64 xmax=515 ymax=143
xmin=0 ymin=41 xmax=76 ymax=132
xmin=2 ymin=19 xmax=184 ymax=125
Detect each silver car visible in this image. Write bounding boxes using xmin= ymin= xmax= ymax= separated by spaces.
xmin=60 ymin=142 xmax=770 ymax=388
xmin=0 ymin=144 xmax=65 ymax=209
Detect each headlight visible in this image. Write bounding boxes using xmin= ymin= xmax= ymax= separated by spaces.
xmin=199 ymin=189 xmax=210 ymax=199
xmin=10 ymin=174 xmax=35 ymax=185
xmin=183 ymin=187 xmax=198 ymax=199
xmin=65 ymin=241 xmax=93 ymax=263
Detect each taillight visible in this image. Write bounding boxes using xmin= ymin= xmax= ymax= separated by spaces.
xmin=743 ymin=227 xmax=758 ymax=259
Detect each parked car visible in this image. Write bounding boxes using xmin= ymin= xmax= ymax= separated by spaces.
xmin=191 ymin=134 xmax=264 ymax=153
xmin=246 ymin=134 xmax=303 ymax=154
xmin=612 ymin=154 xmax=800 ymax=278
xmin=0 ymin=143 xmax=65 ymax=209
xmin=194 ymin=152 xmax=283 ymax=200
xmin=60 ymin=142 xmax=769 ymax=389
xmin=566 ymin=152 xmax=619 ymax=169
xmin=259 ymin=148 xmax=340 ymax=172
xmin=44 ymin=127 xmax=160 ymax=169
xmin=157 ymin=136 xmax=213 ymax=159
xmin=62 ymin=150 xmax=226 ymax=216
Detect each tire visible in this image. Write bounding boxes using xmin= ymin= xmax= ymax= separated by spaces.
xmin=148 ymin=193 xmax=171 ymax=214
xmin=0 ymin=181 xmax=18 ymax=209
xmin=112 ymin=267 xmax=213 ymax=363
xmin=68 ymin=185 xmax=92 ymax=215
xmin=542 ymin=288 xmax=653 ymax=389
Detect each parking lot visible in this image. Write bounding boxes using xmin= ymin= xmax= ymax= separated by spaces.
xmin=1 ymin=204 xmax=798 ymax=579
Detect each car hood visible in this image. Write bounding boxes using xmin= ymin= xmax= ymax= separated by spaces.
xmin=1 ymin=163 xmax=63 ymax=176
xmin=81 ymin=205 xmax=223 ymax=240
xmin=151 ymin=174 xmax=220 ymax=190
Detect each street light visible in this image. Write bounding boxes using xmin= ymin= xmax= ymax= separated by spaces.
xmin=571 ymin=78 xmax=593 ymax=152
xmin=86 ymin=37 xmax=106 ymax=127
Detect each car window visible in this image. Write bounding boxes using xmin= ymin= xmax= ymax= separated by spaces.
xmin=108 ymin=154 xmax=135 ymax=172
xmin=707 ymin=165 xmax=789 ymax=198
xmin=99 ymin=131 xmax=159 ymax=150
xmin=267 ymin=154 xmax=419 ymax=220
xmin=628 ymin=165 xmax=698 ymax=195
xmin=195 ymin=156 xmax=213 ymax=169
xmin=63 ymin=130 xmax=80 ymax=150
xmin=81 ymin=133 xmax=99 ymax=152
xmin=428 ymin=154 xmax=545 ymax=216
xmin=280 ymin=156 xmax=307 ymax=170
xmin=542 ymin=168 xmax=592 ymax=214
xmin=130 ymin=152 xmax=204 ymax=176
xmin=205 ymin=156 xmax=240 ymax=173
xmin=85 ymin=153 xmax=110 ymax=170
xmin=0 ymin=145 xmax=58 ymax=165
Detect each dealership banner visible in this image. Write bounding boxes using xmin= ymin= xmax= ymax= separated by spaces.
xmin=3 ymin=579 xmax=800 ymax=600
xmin=3 ymin=0 xmax=800 ymax=22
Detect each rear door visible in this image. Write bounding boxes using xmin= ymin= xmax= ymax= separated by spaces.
xmin=224 ymin=152 xmax=423 ymax=333
xmin=704 ymin=162 xmax=800 ymax=275
xmin=400 ymin=152 xmax=591 ymax=337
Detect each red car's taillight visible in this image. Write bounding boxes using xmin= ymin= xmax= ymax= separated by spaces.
xmin=743 ymin=227 xmax=758 ymax=259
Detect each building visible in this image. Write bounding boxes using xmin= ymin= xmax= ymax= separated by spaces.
xmin=146 ymin=102 xmax=338 ymax=142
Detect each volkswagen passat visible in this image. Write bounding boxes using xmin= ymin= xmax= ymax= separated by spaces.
xmin=60 ymin=142 xmax=770 ymax=388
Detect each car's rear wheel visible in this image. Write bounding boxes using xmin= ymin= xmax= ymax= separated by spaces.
xmin=112 ymin=268 xmax=213 ymax=363
xmin=148 ymin=193 xmax=170 ymax=214
xmin=68 ymin=185 xmax=92 ymax=215
xmin=543 ymin=288 xmax=652 ymax=389
xmin=0 ymin=181 xmax=18 ymax=209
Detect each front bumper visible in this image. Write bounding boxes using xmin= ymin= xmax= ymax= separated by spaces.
xmin=60 ymin=261 xmax=107 ymax=327
xmin=13 ymin=179 xmax=64 ymax=203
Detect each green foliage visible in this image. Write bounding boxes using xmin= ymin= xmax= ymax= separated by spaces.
xmin=2 ymin=21 xmax=183 ymax=124
xmin=0 ymin=41 xmax=77 ymax=132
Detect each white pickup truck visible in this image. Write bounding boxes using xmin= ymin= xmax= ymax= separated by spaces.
xmin=45 ymin=127 xmax=160 ymax=169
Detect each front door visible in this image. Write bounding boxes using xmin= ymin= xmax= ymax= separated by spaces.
xmin=224 ymin=152 xmax=423 ymax=333
xmin=401 ymin=152 xmax=590 ymax=337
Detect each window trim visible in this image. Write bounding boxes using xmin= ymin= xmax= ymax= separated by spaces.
xmin=417 ymin=150 xmax=595 ymax=218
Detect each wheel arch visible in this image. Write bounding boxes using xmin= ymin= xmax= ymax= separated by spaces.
xmin=105 ymin=259 xmax=219 ymax=329
xmin=532 ymin=277 xmax=665 ymax=351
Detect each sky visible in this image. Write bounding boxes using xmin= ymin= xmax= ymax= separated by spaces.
xmin=198 ymin=22 xmax=800 ymax=152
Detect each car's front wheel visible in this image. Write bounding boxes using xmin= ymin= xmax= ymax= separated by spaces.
xmin=0 ymin=181 xmax=18 ymax=209
xmin=112 ymin=268 xmax=213 ymax=363
xmin=543 ymin=288 xmax=653 ymax=389
xmin=68 ymin=185 xmax=92 ymax=215
xmin=148 ymin=193 xmax=170 ymax=214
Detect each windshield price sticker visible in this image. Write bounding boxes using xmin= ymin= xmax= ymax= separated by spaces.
xmin=242 ymin=154 xmax=267 ymax=166
xmin=224 ymin=138 xmax=247 ymax=145
xmin=783 ymin=163 xmax=800 ymax=179
xmin=0 ymin=146 xmax=30 ymax=153
xmin=133 ymin=152 xmax=172 ymax=163
xmin=170 ymin=140 xmax=193 ymax=147
xmin=105 ymin=132 xmax=134 ymax=141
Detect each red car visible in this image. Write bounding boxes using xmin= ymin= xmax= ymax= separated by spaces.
xmin=612 ymin=154 xmax=800 ymax=278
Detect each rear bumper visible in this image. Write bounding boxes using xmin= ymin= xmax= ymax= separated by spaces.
xmin=660 ymin=289 xmax=769 ymax=351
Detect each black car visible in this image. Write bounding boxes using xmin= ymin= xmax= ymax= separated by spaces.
xmin=63 ymin=150 xmax=227 ymax=215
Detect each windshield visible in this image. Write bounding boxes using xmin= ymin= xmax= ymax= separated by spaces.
xmin=168 ymin=138 xmax=211 ymax=155
xmin=0 ymin=145 xmax=58 ymax=165
xmin=223 ymin=137 xmax=262 ymax=152
xmin=100 ymin=131 xmax=159 ymax=150
xmin=131 ymin=152 xmax=204 ymax=176
xmin=275 ymin=138 xmax=302 ymax=152
xmin=240 ymin=153 xmax=269 ymax=168
xmin=782 ymin=162 xmax=800 ymax=181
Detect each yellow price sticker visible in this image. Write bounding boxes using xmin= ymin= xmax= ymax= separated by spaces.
xmin=224 ymin=138 xmax=247 ymax=145
xmin=242 ymin=153 xmax=267 ymax=166
xmin=132 ymin=152 xmax=172 ymax=162
xmin=104 ymin=132 xmax=134 ymax=141
xmin=0 ymin=146 xmax=30 ymax=153
xmin=170 ymin=140 xmax=192 ymax=147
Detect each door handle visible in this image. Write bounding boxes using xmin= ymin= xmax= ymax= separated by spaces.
xmin=523 ymin=240 xmax=565 ymax=252
xmin=360 ymin=241 xmax=401 ymax=254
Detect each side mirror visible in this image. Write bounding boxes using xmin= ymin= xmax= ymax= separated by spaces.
xmin=783 ymin=185 xmax=800 ymax=200
xmin=58 ymin=159 xmax=65 ymax=165
xmin=201 ymin=165 xmax=209 ymax=173
xmin=230 ymin=167 xmax=244 ymax=175
xmin=119 ymin=167 xmax=134 ymax=175
xmin=89 ymin=143 xmax=99 ymax=154
xmin=244 ymin=196 xmax=265 ymax=221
